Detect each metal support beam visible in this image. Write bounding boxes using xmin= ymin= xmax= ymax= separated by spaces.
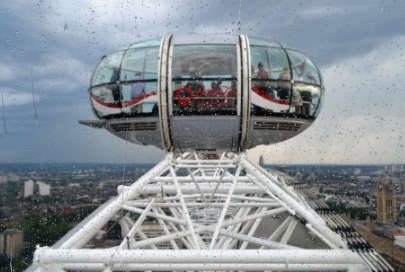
xmin=170 ymin=166 xmax=200 ymax=249
xmin=29 ymin=152 xmax=379 ymax=272
xmin=209 ymin=164 xmax=241 ymax=249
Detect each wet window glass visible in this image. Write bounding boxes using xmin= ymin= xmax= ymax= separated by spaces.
xmin=279 ymin=43 xmax=298 ymax=51
xmin=120 ymin=47 xmax=160 ymax=80
xmin=172 ymin=45 xmax=237 ymax=79
xmin=287 ymin=50 xmax=320 ymax=85
xmin=129 ymin=37 xmax=162 ymax=49
xmin=119 ymin=46 xmax=160 ymax=117
xmin=120 ymin=82 xmax=158 ymax=116
xmin=91 ymin=51 xmax=125 ymax=86
xmin=171 ymin=79 xmax=237 ymax=116
xmin=313 ymin=86 xmax=325 ymax=118
xmin=90 ymin=85 xmax=121 ymax=118
xmin=171 ymin=45 xmax=238 ymax=116
xmin=90 ymin=45 xmax=161 ymax=119
xmin=250 ymin=47 xmax=290 ymax=116
xmin=248 ymin=36 xmax=282 ymax=48
xmin=292 ymin=83 xmax=321 ymax=117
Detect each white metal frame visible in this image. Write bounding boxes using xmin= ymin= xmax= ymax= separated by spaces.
xmin=158 ymin=34 xmax=173 ymax=150
xmin=31 ymin=152 xmax=390 ymax=272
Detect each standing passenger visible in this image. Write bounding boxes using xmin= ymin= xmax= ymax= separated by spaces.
xmin=130 ymin=72 xmax=145 ymax=114
xmin=257 ymin=62 xmax=268 ymax=79
xmin=278 ymin=65 xmax=291 ymax=102
xmin=298 ymin=61 xmax=317 ymax=116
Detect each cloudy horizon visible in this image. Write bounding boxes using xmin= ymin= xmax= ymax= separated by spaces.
xmin=0 ymin=0 xmax=404 ymax=165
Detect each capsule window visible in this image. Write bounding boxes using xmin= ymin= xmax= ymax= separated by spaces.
xmin=287 ymin=50 xmax=321 ymax=85
xmin=90 ymin=85 xmax=121 ymax=118
xmin=170 ymin=45 xmax=238 ymax=116
xmin=120 ymin=47 xmax=160 ymax=80
xmin=291 ymin=83 xmax=321 ymax=117
xmin=91 ymin=51 xmax=125 ymax=86
xmin=250 ymin=47 xmax=290 ymax=116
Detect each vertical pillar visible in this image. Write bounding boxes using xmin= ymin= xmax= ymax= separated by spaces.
xmin=382 ymin=184 xmax=387 ymax=224
xmin=392 ymin=187 xmax=397 ymax=222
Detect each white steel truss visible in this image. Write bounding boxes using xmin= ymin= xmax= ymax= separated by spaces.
xmin=28 ymin=152 xmax=393 ymax=272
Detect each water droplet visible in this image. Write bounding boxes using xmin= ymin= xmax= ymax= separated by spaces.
xmin=41 ymin=35 xmax=45 ymax=39
xmin=1 ymin=92 xmax=7 ymax=137
xmin=64 ymin=20 xmax=68 ymax=32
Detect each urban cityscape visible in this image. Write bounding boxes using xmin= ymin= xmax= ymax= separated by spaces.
xmin=1 ymin=1 xmax=405 ymax=270
xmin=1 ymin=159 xmax=405 ymax=270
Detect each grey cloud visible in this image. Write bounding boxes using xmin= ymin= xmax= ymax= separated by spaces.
xmin=0 ymin=0 xmax=404 ymax=164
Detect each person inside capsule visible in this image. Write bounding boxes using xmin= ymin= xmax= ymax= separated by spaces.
xmin=256 ymin=62 xmax=275 ymax=113
xmin=129 ymin=72 xmax=145 ymax=114
xmin=298 ymin=61 xmax=317 ymax=116
xmin=189 ymin=58 xmax=212 ymax=78
xmin=277 ymin=65 xmax=291 ymax=113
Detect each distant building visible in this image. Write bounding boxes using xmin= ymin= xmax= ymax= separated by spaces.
xmin=24 ymin=180 xmax=50 ymax=198
xmin=36 ymin=181 xmax=50 ymax=196
xmin=353 ymin=169 xmax=361 ymax=176
xmin=24 ymin=180 xmax=34 ymax=198
xmin=7 ymin=173 xmax=20 ymax=182
xmin=0 ymin=176 xmax=7 ymax=184
xmin=277 ymin=165 xmax=287 ymax=174
xmin=296 ymin=173 xmax=303 ymax=183
xmin=377 ymin=182 xmax=397 ymax=225
xmin=259 ymin=155 xmax=264 ymax=168
xmin=357 ymin=176 xmax=371 ymax=180
xmin=0 ymin=229 xmax=23 ymax=258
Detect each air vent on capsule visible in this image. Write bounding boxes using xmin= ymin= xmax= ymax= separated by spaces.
xmin=110 ymin=122 xmax=157 ymax=132
xmin=253 ymin=122 xmax=301 ymax=131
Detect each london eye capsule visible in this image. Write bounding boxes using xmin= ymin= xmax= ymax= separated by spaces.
xmin=79 ymin=34 xmax=325 ymax=152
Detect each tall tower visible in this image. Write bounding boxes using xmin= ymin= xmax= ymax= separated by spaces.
xmin=377 ymin=182 xmax=397 ymax=225
xmin=259 ymin=155 xmax=264 ymax=168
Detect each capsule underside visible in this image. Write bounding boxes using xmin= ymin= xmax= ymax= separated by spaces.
xmin=80 ymin=34 xmax=325 ymax=152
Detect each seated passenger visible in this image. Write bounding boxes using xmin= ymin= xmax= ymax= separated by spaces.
xmin=199 ymin=59 xmax=212 ymax=76
xmin=215 ymin=80 xmax=222 ymax=91
xmin=189 ymin=59 xmax=212 ymax=78
xmin=215 ymin=80 xmax=224 ymax=108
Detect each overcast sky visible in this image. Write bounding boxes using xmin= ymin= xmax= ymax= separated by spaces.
xmin=0 ymin=0 xmax=404 ymax=165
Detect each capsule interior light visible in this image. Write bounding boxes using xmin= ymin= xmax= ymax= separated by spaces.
xmin=80 ymin=34 xmax=325 ymax=152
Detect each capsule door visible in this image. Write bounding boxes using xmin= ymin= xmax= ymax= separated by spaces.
xmin=167 ymin=36 xmax=241 ymax=152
